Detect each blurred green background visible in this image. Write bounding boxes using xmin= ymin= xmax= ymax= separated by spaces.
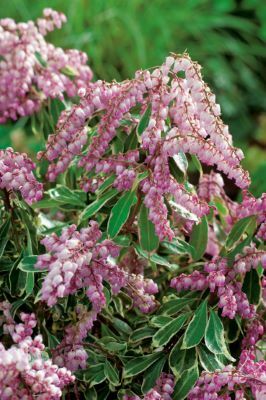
xmin=1 ymin=0 xmax=266 ymax=195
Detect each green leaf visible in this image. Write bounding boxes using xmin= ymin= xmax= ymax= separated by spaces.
xmin=138 ymin=104 xmax=151 ymax=135
xmin=142 ymin=355 xmax=166 ymax=393
xmin=16 ymin=270 xmax=27 ymax=296
xmin=173 ymin=152 xmax=188 ymax=175
xmin=17 ymin=209 xmax=38 ymax=254
xmin=96 ymin=175 xmax=116 ymax=195
xmin=79 ymin=189 xmax=118 ymax=222
xmin=113 ymin=234 xmax=132 ymax=247
xmin=84 ymin=387 xmax=97 ymax=400
xmin=104 ymin=360 xmax=120 ymax=386
xmin=225 ymin=215 xmax=257 ymax=250
xmin=182 ymin=299 xmax=207 ymax=348
xmin=169 ymin=200 xmax=199 ymax=222
xmin=242 ymin=269 xmax=261 ymax=305
xmin=124 ymin=129 xmax=138 ymax=151
xmin=83 ymin=364 xmax=106 ymax=386
xmin=108 ymin=190 xmax=137 ymax=238
xmin=150 ymin=315 xmax=173 ymax=328
xmin=60 ymin=65 xmax=78 ymax=77
xmin=161 ymin=239 xmax=194 ymax=256
xmin=0 ymin=217 xmax=11 ymax=257
xmin=97 ymin=336 xmax=127 ymax=353
xmin=148 ymin=254 xmax=179 ymax=271
xmin=112 ymin=136 xmax=124 ymax=154
xmin=173 ymin=363 xmax=199 ymax=400
xmin=43 ymin=324 xmax=60 ymax=349
xmin=159 ymin=298 xmax=196 ymax=316
xmin=10 ymin=299 xmax=25 ymax=319
xmin=226 ymin=234 xmax=253 ymax=266
xmin=131 ymin=171 xmax=149 ymax=192
xmin=197 ymin=345 xmax=225 ymax=372
xmin=18 ymin=256 xmax=41 ymax=272
xmin=138 ymin=204 xmax=159 ymax=252
xmin=189 ymin=216 xmax=208 ymax=260
xmin=49 ymin=186 xmax=85 ymax=207
xmin=153 ymin=313 xmax=190 ymax=347
xmin=190 ymin=154 xmax=203 ymax=176
xmin=169 ymin=157 xmax=184 ymax=182
xmin=212 ymin=197 xmax=228 ymax=216
xmin=101 ymin=341 xmax=127 ymax=353
xmin=25 ymin=272 xmax=34 ymax=295
xmin=205 ymin=309 xmax=225 ymax=353
xmin=31 ymin=197 xmax=61 ymax=209
xmin=205 ymin=309 xmax=235 ymax=361
xmin=112 ymin=318 xmax=132 ymax=335
xmin=123 ymin=352 xmax=163 ymax=378
xmin=9 ymin=255 xmax=22 ymax=295
xmin=134 ymin=245 xmax=179 ymax=271
xmin=130 ymin=327 xmax=156 ymax=343
xmin=34 ymin=51 xmax=48 ymax=67
xmin=169 ymin=338 xmax=196 ymax=378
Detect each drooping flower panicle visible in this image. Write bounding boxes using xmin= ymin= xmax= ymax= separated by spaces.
xmin=0 ymin=302 xmax=74 ymax=399
xmin=0 ymin=8 xmax=93 ymax=123
xmin=0 ymin=147 xmax=43 ymax=204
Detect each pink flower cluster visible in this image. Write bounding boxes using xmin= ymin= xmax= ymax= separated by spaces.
xmin=36 ymin=224 xmax=159 ymax=370
xmin=171 ymin=251 xmax=266 ymax=319
xmin=236 ymin=192 xmax=266 ymax=241
xmin=198 ymin=171 xmax=225 ymax=202
xmin=0 ymin=147 xmax=43 ymax=204
xmin=53 ymin=306 xmax=97 ymax=371
xmin=198 ymin=172 xmax=266 ymax=256
xmin=123 ymin=373 xmax=174 ymax=400
xmin=189 ymin=318 xmax=265 ymax=400
xmin=0 ymin=302 xmax=74 ymax=399
xmin=40 ymin=53 xmax=250 ymax=240
xmin=119 ymin=248 xmax=159 ymax=313
xmin=126 ymin=274 xmax=158 ymax=313
xmin=35 ymin=221 xmax=125 ymax=307
xmin=0 ymin=8 xmax=93 ymax=123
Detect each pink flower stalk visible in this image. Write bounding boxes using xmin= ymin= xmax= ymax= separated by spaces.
xmin=35 ymin=221 xmax=125 ymax=307
xmin=189 ymin=318 xmax=265 ymax=399
xmin=126 ymin=274 xmax=158 ymax=313
xmin=53 ymin=307 xmax=97 ymax=371
xmin=0 ymin=8 xmax=93 ymax=123
xmin=198 ymin=171 xmax=225 ymax=202
xmin=123 ymin=373 xmax=174 ymax=400
xmin=0 ymin=147 xmax=43 ymax=204
xmin=119 ymin=248 xmax=159 ymax=312
xmin=0 ymin=302 xmax=74 ymax=399
xmin=119 ymin=247 xmax=146 ymax=275
xmin=236 ymin=192 xmax=266 ymax=241
xmin=36 ymin=224 xmax=159 ymax=370
xmin=39 ymin=53 xmax=250 ymax=240
xmin=171 ymin=253 xmax=266 ymax=319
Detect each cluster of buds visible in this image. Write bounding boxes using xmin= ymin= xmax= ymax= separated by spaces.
xmin=53 ymin=307 xmax=97 ymax=371
xmin=0 ymin=147 xmax=43 ymax=204
xmin=35 ymin=221 xmax=125 ymax=307
xmin=123 ymin=373 xmax=174 ymax=400
xmin=119 ymin=248 xmax=158 ymax=313
xmin=236 ymin=192 xmax=266 ymax=241
xmin=189 ymin=317 xmax=266 ymax=400
xmin=36 ymin=223 xmax=159 ymax=370
xmin=39 ymin=53 xmax=251 ymax=240
xmin=0 ymin=8 xmax=93 ymax=123
xmin=126 ymin=274 xmax=158 ymax=313
xmin=171 ymin=252 xmax=266 ymax=319
xmin=0 ymin=302 xmax=74 ymax=399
